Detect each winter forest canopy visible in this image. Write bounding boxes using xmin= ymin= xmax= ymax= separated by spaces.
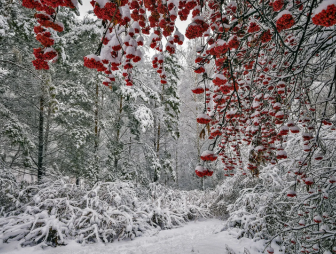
xmin=1 ymin=0 xmax=336 ymax=253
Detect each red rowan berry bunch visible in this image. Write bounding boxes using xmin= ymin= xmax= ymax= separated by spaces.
xmin=312 ymin=0 xmax=336 ymax=27
xmin=276 ymin=12 xmax=295 ymax=31
xmin=23 ymin=0 xmax=75 ymax=70
xmin=247 ymin=22 xmax=260 ymax=33
xmin=185 ymin=0 xmax=336 ymax=182
xmin=272 ymin=0 xmax=284 ymax=12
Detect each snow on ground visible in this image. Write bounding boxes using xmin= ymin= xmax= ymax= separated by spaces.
xmin=0 ymin=219 xmax=270 ymax=254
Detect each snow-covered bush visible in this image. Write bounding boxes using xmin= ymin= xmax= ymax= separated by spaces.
xmin=210 ymin=175 xmax=260 ymax=219
xmin=0 ymin=175 xmax=210 ymax=247
xmin=0 ymin=164 xmax=19 ymax=216
xmin=148 ymin=183 xmax=211 ymax=227
xmin=221 ymin=126 xmax=336 ymax=253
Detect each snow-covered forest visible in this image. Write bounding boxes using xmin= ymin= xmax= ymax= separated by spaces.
xmin=1 ymin=0 xmax=336 ymax=253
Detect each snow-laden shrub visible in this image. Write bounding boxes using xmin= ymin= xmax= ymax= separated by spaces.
xmin=0 ymin=176 xmax=209 ymax=247
xmin=148 ymin=183 xmax=210 ymax=227
xmin=210 ymin=175 xmax=260 ymax=219
xmin=221 ymin=127 xmax=336 ymax=253
xmin=0 ymin=165 xmax=19 ymax=216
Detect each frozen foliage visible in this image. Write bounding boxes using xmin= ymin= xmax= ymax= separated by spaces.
xmin=0 ymin=174 xmax=209 ymax=247
xmin=0 ymin=12 xmax=9 ymax=36
xmin=220 ymin=127 xmax=336 ymax=253
xmin=134 ymin=105 xmax=153 ymax=132
xmin=210 ymin=174 xmax=259 ymax=220
xmin=0 ymin=162 xmax=20 ymax=216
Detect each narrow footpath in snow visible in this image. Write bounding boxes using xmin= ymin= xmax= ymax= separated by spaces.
xmin=1 ymin=219 xmax=269 ymax=254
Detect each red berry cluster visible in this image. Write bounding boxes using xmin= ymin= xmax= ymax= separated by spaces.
xmin=312 ymin=4 xmax=336 ymax=27
xmin=32 ymin=59 xmax=49 ymax=70
xmin=273 ymin=0 xmax=284 ymax=12
xmin=151 ymin=54 xmax=167 ymax=85
xmin=212 ymin=75 xmax=228 ymax=87
xmin=200 ymin=150 xmax=218 ymax=161
xmin=228 ymin=36 xmax=240 ymax=50
xmin=43 ymin=0 xmax=75 ymax=8
xmin=196 ymin=114 xmax=211 ymax=124
xmin=166 ymin=42 xmax=176 ymax=54
xmin=214 ymin=42 xmax=229 ymax=55
xmin=84 ymin=55 xmax=106 ymax=72
xmin=191 ymin=87 xmax=205 ymax=94
xmin=33 ymin=47 xmax=57 ymax=61
xmin=260 ymin=29 xmax=272 ymax=43
xmin=195 ymin=165 xmax=213 ymax=177
xmin=24 ymin=0 xmax=188 ymax=88
xmin=194 ymin=66 xmax=205 ymax=73
xmin=23 ymin=0 xmax=75 ymax=70
xmin=247 ymin=22 xmax=260 ymax=33
xmin=276 ymin=14 xmax=295 ymax=32
xmin=92 ymin=2 xmax=122 ymax=23
xmin=37 ymin=19 xmax=63 ymax=32
xmin=36 ymin=32 xmax=54 ymax=47
xmin=185 ymin=20 xmax=209 ymax=39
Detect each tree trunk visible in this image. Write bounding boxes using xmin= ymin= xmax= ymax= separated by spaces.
xmin=156 ymin=121 xmax=160 ymax=153
xmin=94 ymin=82 xmax=99 ymax=152
xmin=37 ymin=89 xmax=44 ymax=182
xmin=114 ymin=157 xmax=118 ymax=169
xmin=153 ymin=169 xmax=159 ymax=182
xmin=92 ymin=82 xmax=100 ymax=182
xmin=43 ymin=105 xmax=51 ymax=158
xmin=192 ymin=71 xmax=202 ymax=190
xmin=153 ymin=120 xmax=161 ymax=182
xmin=175 ymin=140 xmax=178 ymax=187
xmin=153 ymin=103 xmax=156 ymax=150
xmin=114 ymin=95 xmax=123 ymax=170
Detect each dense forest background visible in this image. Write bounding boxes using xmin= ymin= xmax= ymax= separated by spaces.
xmin=0 ymin=0 xmax=218 ymax=190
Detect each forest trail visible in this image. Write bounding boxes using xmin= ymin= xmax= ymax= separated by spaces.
xmin=1 ymin=219 xmax=269 ymax=254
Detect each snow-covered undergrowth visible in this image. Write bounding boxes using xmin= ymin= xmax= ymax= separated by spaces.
xmin=0 ymin=219 xmax=266 ymax=254
xmin=0 ymin=173 xmax=210 ymax=248
xmin=215 ymin=128 xmax=336 ymax=253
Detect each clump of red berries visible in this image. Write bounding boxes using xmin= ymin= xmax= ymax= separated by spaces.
xmin=247 ymin=22 xmax=260 ymax=33
xmin=312 ymin=4 xmax=336 ymax=27
xmin=276 ymin=13 xmax=295 ymax=32
xmin=260 ymin=30 xmax=272 ymax=43
xmin=273 ymin=0 xmax=284 ymax=12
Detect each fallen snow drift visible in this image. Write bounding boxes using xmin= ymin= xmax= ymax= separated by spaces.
xmin=0 ymin=219 xmax=269 ymax=254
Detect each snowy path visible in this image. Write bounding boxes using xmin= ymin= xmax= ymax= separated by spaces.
xmin=1 ymin=219 xmax=267 ymax=254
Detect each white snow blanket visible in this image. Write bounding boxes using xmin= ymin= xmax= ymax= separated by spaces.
xmin=0 ymin=219 xmax=272 ymax=254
